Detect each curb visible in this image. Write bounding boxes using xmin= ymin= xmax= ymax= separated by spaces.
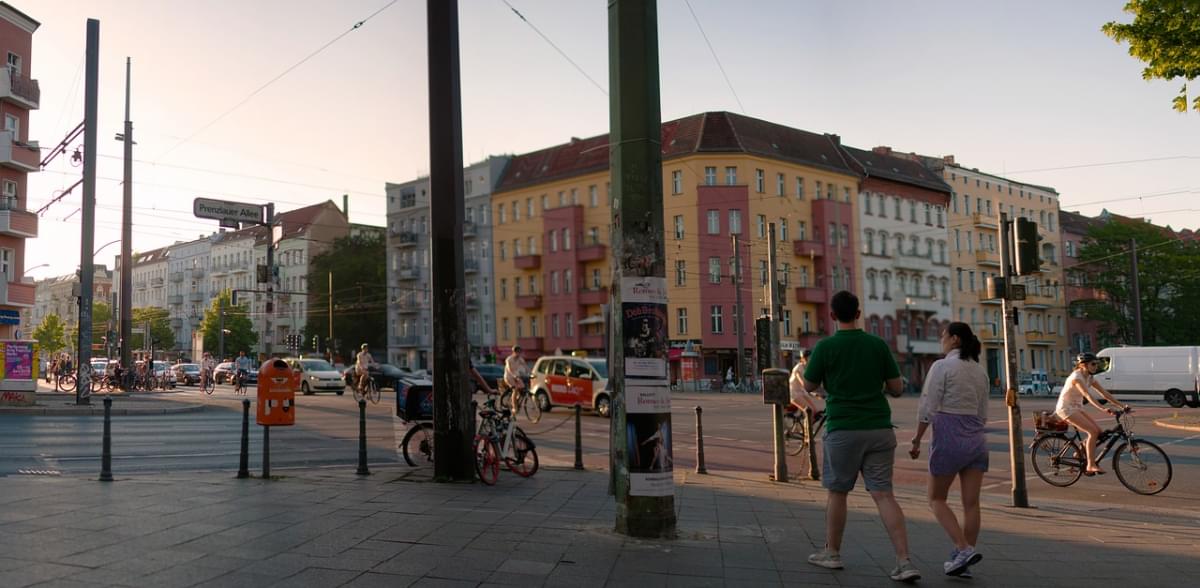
xmin=1153 ymin=418 xmax=1200 ymax=432
xmin=0 ymin=403 xmax=206 ymax=416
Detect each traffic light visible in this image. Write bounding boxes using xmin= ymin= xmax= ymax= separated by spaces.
xmin=231 ymin=290 xmax=239 ymax=306
xmin=312 ymin=334 xmax=320 ymax=350
xmin=1014 ymin=218 xmax=1041 ymax=276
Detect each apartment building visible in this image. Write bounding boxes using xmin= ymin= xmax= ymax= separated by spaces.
xmin=0 ymin=2 xmax=40 ymax=337
xmin=914 ymin=155 xmax=1069 ymax=385
xmin=124 ymin=247 xmax=170 ymax=311
xmin=385 ymin=157 xmax=507 ymax=369
xmin=842 ymin=146 xmax=952 ymax=390
xmin=491 ymin=112 xmax=864 ymax=381
xmin=165 ymin=237 xmax=212 ymax=351
xmin=24 ymin=266 xmax=113 ymax=339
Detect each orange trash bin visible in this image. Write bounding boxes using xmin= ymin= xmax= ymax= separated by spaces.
xmin=257 ymin=358 xmax=296 ymax=426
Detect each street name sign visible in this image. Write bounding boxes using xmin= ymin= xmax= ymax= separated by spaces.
xmin=193 ymin=198 xmax=264 ymax=226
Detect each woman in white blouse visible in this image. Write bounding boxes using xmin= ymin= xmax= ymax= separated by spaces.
xmin=909 ymin=322 xmax=989 ymax=578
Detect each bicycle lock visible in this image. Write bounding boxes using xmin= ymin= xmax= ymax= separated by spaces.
xmin=356 ymin=399 xmax=371 ymax=476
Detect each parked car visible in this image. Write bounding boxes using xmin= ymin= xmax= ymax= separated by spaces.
xmin=473 ymin=363 xmax=504 ymax=393
xmin=152 ymin=361 xmax=177 ymax=387
xmin=285 ymin=357 xmax=346 ymax=395
xmin=342 ymin=363 xmax=416 ymax=391
xmin=529 ymin=355 xmax=611 ymax=417
xmin=173 ymin=363 xmax=201 ymax=386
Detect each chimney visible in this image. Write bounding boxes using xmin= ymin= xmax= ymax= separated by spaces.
xmin=827 ymin=134 xmax=841 ymax=144
xmin=342 ymin=194 xmax=349 ymax=219
xmin=872 ymin=146 xmax=892 ymax=156
xmin=943 ymin=155 xmax=956 ymax=165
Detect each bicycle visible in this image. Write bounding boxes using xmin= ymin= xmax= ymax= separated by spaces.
xmin=200 ymin=368 xmax=215 ymax=395
xmin=474 ymin=396 xmax=538 ymax=485
xmin=54 ymin=371 xmax=77 ymax=393
xmin=233 ymin=370 xmax=250 ymax=395
xmin=1030 ymin=408 xmax=1172 ymax=495
xmin=498 ymin=378 xmax=541 ymax=424
xmin=353 ymin=373 xmax=381 ymax=405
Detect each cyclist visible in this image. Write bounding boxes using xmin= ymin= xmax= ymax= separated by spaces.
xmin=503 ymin=345 xmax=529 ymax=415
xmin=200 ymin=352 xmax=216 ymax=389
xmin=355 ymin=343 xmax=377 ymax=393
xmin=234 ymin=350 xmax=254 ymax=392
xmin=789 ymin=349 xmax=824 ymax=415
xmin=1055 ymin=352 xmax=1128 ymax=476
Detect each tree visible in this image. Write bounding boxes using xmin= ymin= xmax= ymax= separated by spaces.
xmin=131 ymin=307 xmax=174 ymax=352
xmin=304 ymin=233 xmax=386 ymax=363
xmin=199 ymin=289 xmax=257 ymax=361
xmin=1073 ymin=217 xmax=1200 ymax=346
xmin=1103 ymin=1 xmax=1200 ymax=112
xmin=92 ymin=301 xmax=112 ymax=348
xmin=32 ymin=314 xmax=67 ymax=357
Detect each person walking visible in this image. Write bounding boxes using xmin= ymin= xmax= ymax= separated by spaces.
xmin=908 ymin=322 xmax=989 ymax=577
xmin=803 ymin=291 xmax=919 ymax=582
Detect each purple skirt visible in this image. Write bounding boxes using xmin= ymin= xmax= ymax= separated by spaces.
xmin=929 ymin=412 xmax=989 ymax=477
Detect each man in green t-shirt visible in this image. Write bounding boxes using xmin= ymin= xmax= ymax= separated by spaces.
xmin=803 ymin=290 xmax=919 ymax=583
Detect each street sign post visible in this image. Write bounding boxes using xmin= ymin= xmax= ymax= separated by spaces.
xmin=193 ymin=198 xmax=264 ymax=227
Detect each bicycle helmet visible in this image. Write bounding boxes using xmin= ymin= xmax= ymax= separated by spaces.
xmin=800 ymin=349 xmax=813 ymax=360
xmin=512 ymin=344 xmax=522 ymax=353
xmin=361 ymin=343 xmax=369 ymax=350
xmin=1076 ymin=352 xmax=1098 ymax=365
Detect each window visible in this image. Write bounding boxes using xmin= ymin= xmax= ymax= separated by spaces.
xmin=802 ymin=311 xmax=812 ymax=334
xmin=526 ymin=198 xmax=534 ymax=219
xmin=516 ymin=317 xmax=524 ymax=338
xmin=759 ymin=260 xmax=768 ymax=285
xmin=550 ymin=271 xmax=559 ymax=294
xmin=674 ymin=215 xmax=684 ymax=239
xmin=864 ymin=229 xmax=875 ymax=255
xmin=499 ymin=242 xmax=507 ymax=260
xmin=6 ymin=52 xmax=20 ymax=76
xmin=909 ymin=201 xmax=918 ymax=223
xmin=589 ymin=185 xmax=598 ymax=207
xmin=828 ymin=223 xmax=837 ymax=246
xmin=755 ymin=169 xmax=765 ymax=192
xmin=530 ymin=316 xmax=538 ymax=337
xmin=676 ymin=260 xmax=687 ymax=286
xmin=514 ymin=239 xmax=522 ymax=257
xmin=589 ymin=227 xmax=599 ymax=245
xmin=3 ymin=114 xmax=17 ymax=138
xmin=541 ymin=194 xmax=549 ymax=210
xmin=708 ymin=257 xmax=721 ymax=284
xmin=757 ymin=215 xmax=766 ymax=238
xmin=894 ymin=197 xmax=902 ymax=219
xmin=550 ymin=230 xmax=558 ymax=252
xmin=779 ymin=263 xmax=790 ymax=286
xmin=728 ymin=210 xmax=742 ymax=234
xmin=725 ymin=166 xmax=738 ymax=185
xmin=779 ymin=219 xmax=788 ymax=241
xmin=710 ymin=305 xmax=724 ymax=333
xmin=528 ymin=236 xmax=537 ymax=255
xmin=797 ymin=221 xmax=806 ymax=241
xmin=552 ymin=314 xmax=561 ymax=337
xmin=671 ymin=171 xmax=682 ymax=194
xmin=502 ymin=318 xmax=509 ymax=339
xmin=704 ymin=166 xmax=717 ymax=185
xmin=815 ymin=180 xmax=823 ymax=199
xmin=512 ymin=201 xmax=520 ymax=222
xmin=776 ymin=173 xmax=785 ymax=196
xmin=924 ymin=203 xmax=932 ymax=225
xmin=592 ymin=269 xmax=601 ymax=289
xmin=564 ymin=269 xmax=573 ymax=293
xmin=570 ymin=188 xmax=577 ymax=205
xmin=563 ymin=228 xmax=571 ymax=250
xmin=867 ymin=270 xmax=878 ymax=298
xmin=796 ymin=177 xmax=805 ymax=199
xmin=799 ymin=266 xmax=809 ymax=287
xmin=936 ymin=207 xmax=944 ymax=227
xmin=707 ymin=210 xmax=720 ymax=234
xmin=827 ymin=183 xmax=835 ymax=199
xmin=840 ymin=224 xmax=849 ymax=248
xmin=969 ymin=270 xmax=976 ymax=291
xmin=514 ymin=278 xmax=523 ymax=296
xmin=677 ymin=307 xmax=688 ymax=334
xmin=497 ymin=204 xmax=506 ymax=224
xmin=881 ymin=272 xmax=891 ymax=300
xmin=783 ymin=310 xmax=792 ymax=335
xmin=864 ymin=192 xmax=873 ymax=215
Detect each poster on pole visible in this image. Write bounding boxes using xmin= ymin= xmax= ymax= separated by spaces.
xmin=620 ymin=277 xmax=668 ymax=378
xmin=627 ymin=413 xmax=674 ymax=496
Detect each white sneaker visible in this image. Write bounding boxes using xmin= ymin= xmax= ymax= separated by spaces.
xmin=946 ymin=546 xmax=982 ymax=577
xmin=808 ymin=548 xmax=844 ymax=569
xmin=890 ymin=559 xmax=921 ymax=582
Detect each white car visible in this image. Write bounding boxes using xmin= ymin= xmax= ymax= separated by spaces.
xmin=286 ymin=358 xmax=346 ymax=395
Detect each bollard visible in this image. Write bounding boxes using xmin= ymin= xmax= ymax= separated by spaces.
xmin=237 ymin=399 xmax=250 ymax=479
xmin=99 ymin=397 xmax=113 ymax=482
xmin=694 ymin=406 xmax=707 ymax=474
xmin=356 ymin=399 xmax=371 ymax=476
xmin=262 ymin=425 xmax=270 ymax=479
xmin=574 ymin=403 xmax=583 ymax=470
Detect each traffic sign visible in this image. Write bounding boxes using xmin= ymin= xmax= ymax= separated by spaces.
xmin=193 ymin=198 xmax=264 ymax=226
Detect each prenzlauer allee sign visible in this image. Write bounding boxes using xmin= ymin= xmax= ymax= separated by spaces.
xmin=193 ymin=198 xmax=264 ymax=224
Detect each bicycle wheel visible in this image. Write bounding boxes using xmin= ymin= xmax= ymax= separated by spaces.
xmin=368 ymin=380 xmax=381 ymax=405
xmin=1113 ymin=439 xmax=1172 ymax=495
xmin=474 ymin=434 xmax=499 ymax=485
xmin=506 ymin=429 xmax=539 ymax=477
xmin=498 ymin=391 xmax=513 ymax=412
xmin=203 ymin=377 xmax=214 ymax=395
xmin=59 ymin=374 xmax=77 ymax=393
xmin=1031 ymin=434 xmax=1084 ymax=487
xmin=784 ymin=414 xmax=808 ymax=457
xmin=401 ymin=423 xmax=434 ymax=467
xmin=521 ymin=392 xmax=542 ymax=424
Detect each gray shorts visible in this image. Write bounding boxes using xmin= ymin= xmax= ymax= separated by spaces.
xmin=822 ymin=428 xmax=897 ymax=493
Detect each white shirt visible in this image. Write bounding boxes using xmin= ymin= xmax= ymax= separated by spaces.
xmin=917 ymin=351 xmax=990 ymax=423
xmin=1056 ymin=369 xmax=1093 ymax=417
xmin=504 ymin=354 xmax=528 ymax=387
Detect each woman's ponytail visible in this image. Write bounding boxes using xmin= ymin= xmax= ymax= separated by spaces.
xmin=947 ymin=321 xmax=982 ymax=362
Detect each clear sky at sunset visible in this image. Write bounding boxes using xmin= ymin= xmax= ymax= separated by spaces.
xmin=21 ymin=0 xmax=1200 ymax=278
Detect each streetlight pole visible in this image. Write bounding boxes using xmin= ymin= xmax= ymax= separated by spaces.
xmin=905 ymin=296 xmax=914 ymax=393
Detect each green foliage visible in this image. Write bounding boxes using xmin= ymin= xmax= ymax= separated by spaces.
xmin=1103 ymin=0 xmax=1200 ymax=112
xmin=199 ymin=289 xmax=257 ymax=361
xmin=131 ymin=307 xmax=175 ymax=351
xmin=32 ymin=314 xmax=67 ymax=356
xmin=1074 ymin=217 xmax=1200 ymax=345
xmin=92 ymin=301 xmax=112 ymax=347
xmin=303 ymin=233 xmax=386 ymax=363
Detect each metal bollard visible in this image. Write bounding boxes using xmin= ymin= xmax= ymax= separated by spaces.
xmin=356 ymin=399 xmax=371 ymax=476
xmin=694 ymin=406 xmax=707 ymax=474
xmin=237 ymin=399 xmax=250 ymax=479
xmin=99 ymin=397 xmax=113 ymax=482
xmin=262 ymin=425 xmax=270 ymax=479
xmin=574 ymin=403 xmax=583 ymax=470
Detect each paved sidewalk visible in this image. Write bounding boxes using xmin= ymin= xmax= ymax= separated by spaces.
xmin=1 ymin=463 xmax=1195 ymax=587
xmin=0 ymin=391 xmax=204 ymax=416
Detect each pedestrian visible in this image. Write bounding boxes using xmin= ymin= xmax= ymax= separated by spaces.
xmin=803 ymin=290 xmax=919 ymax=582
xmin=724 ymin=366 xmax=734 ymax=392
xmin=908 ymin=322 xmax=989 ymax=577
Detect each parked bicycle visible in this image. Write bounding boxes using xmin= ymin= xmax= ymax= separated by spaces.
xmin=1030 ymin=408 xmax=1172 ymax=495
xmin=474 ymin=395 xmax=538 ymax=485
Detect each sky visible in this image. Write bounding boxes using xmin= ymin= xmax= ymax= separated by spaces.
xmin=21 ymin=0 xmax=1200 ymax=279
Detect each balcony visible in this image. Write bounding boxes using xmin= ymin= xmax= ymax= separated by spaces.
xmin=578 ymin=287 xmax=608 ymax=305
xmin=1024 ymin=330 xmax=1055 ymax=346
xmin=463 ymin=258 xmax=480 ymax=273
xmin=150 ymin=277 xmax=164 ymax=287
xmin=393 ymin=293 xmax=419 ymax=314
xmin=465 ymin=294 xmax=480 ymax=310
xmin=462 ymin=221 xmax=477 ymax=238
xmin=0 ymin=200 xmax=37 ymax=238
xmin=577 ymin=243 xmax=607 ymax=262
xmin=514 ymin=254 xmax=541 ymax=270
xmin=896 ymin=335 xmax=942 ymax=355
xmin=209 ymin=265 xmax=228 ymax=277
xmin=395 ymin=266 xmax=420 ymax=281
xmin=191 ymin=268 xmax=205 ymax=279
xmin=188 ymin=292 xmax=205 ymax=302
xmin=515 ymin=294 xmax=542 ymax=310
xmin=0 ymin=280 xmax=34 ymax=307
xmin=169 ymin=271 xmax=184 ymax=283
xmin=893 ymin=253 xmax=934 ymax=273
xmin=978 ymin=326 xmax=1002 ymax=341
xmin=794 ymin=239 xmax=826 ymax=258
xmin=230 ymin=264 xmax=249 ymax=274
xmin=0 ymin=68 xmax=40 ymax=109
xmin=794 ymin=286 xmax=826 ymax=304
xmin=395 ymin=231 xmax=418 ymax=248
xmin=972 ymin=212 xmax=998 ymax=229
xmin=1023 ymin=291 xmax=1056 ymax=309
xmin=392 ymin=335 xmax=420 ymax=347
xmin=0 ymin=131 xmax=39 ymax=172
xmin=977 ymin=291 xmax=1002 ymax=305
xmin=517 ymin=336 xmax=544 ymax=351
xmin=167 ymin=294 xmax=183 ymax=306
xmin=975 ymin=249 xmax=1001 ymax=267
xmin=134 ymin=280 xmax=147 ymax=291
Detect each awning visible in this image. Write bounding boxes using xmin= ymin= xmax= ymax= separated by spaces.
xmin=577 ymin=315 xmax=604 ymax=325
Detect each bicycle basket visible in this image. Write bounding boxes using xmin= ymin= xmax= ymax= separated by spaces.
xmin=1034 ymin=411 xmax=1068 ymax=432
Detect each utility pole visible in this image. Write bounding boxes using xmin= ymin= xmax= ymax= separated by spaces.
xmin=732 ymin=234 xmax=745 ymax=384
xmin=998 ymin=212 xmax=1030 ymax=507
xmin=76 ymin=19 xmax=100 ymax=405
xmin=1129 ymin=238 xmax=1143 ymax=345
xmin=119 ymin=56 xmax=133 ymax=389
xmin=427 ymin=0 xmax=474 ymax=481
xmin=327 ymin=271 xmax=333 ymax=362
xmin=263 ymin=203 xmax=275 ymax=362
xmin=767 ymin=222 xmax=787 ymax=483
xmin=610 ymin=0 xmax=674 ymax=538
xmin=217 ymin=296 xmax=225 ymax=360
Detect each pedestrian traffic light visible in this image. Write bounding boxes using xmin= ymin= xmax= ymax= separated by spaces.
xmin=312 ymin=335 xmax=320 ymax=350
xmin=1014 ymin=218 xmax=1041 ymax=276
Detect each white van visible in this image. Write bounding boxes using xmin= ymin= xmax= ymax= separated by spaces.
xmin=1095 ymin=346 xmax=1200 ymax=408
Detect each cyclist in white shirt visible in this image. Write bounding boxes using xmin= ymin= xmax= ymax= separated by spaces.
xmin=503 ymin=345 xmax=529 ymax=414
xmin=1055 ymin=352 xmax=1127 ymax=475
xmin=355 ymin=344 xmax=376 ymax=393
xmin=201 ymin=352 xmax=216 ymax=388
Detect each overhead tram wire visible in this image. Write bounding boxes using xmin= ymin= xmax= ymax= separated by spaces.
xmin=682 ymin=0 xmax=745 ymax=114
xmin=499 ymin=0 xmax=607 ymax=96
xmin=154 ymin=0 xmax=400 ymax=162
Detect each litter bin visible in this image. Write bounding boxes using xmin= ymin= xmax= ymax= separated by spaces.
xmin=257 ymin=358 xmax=296 ymax=426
